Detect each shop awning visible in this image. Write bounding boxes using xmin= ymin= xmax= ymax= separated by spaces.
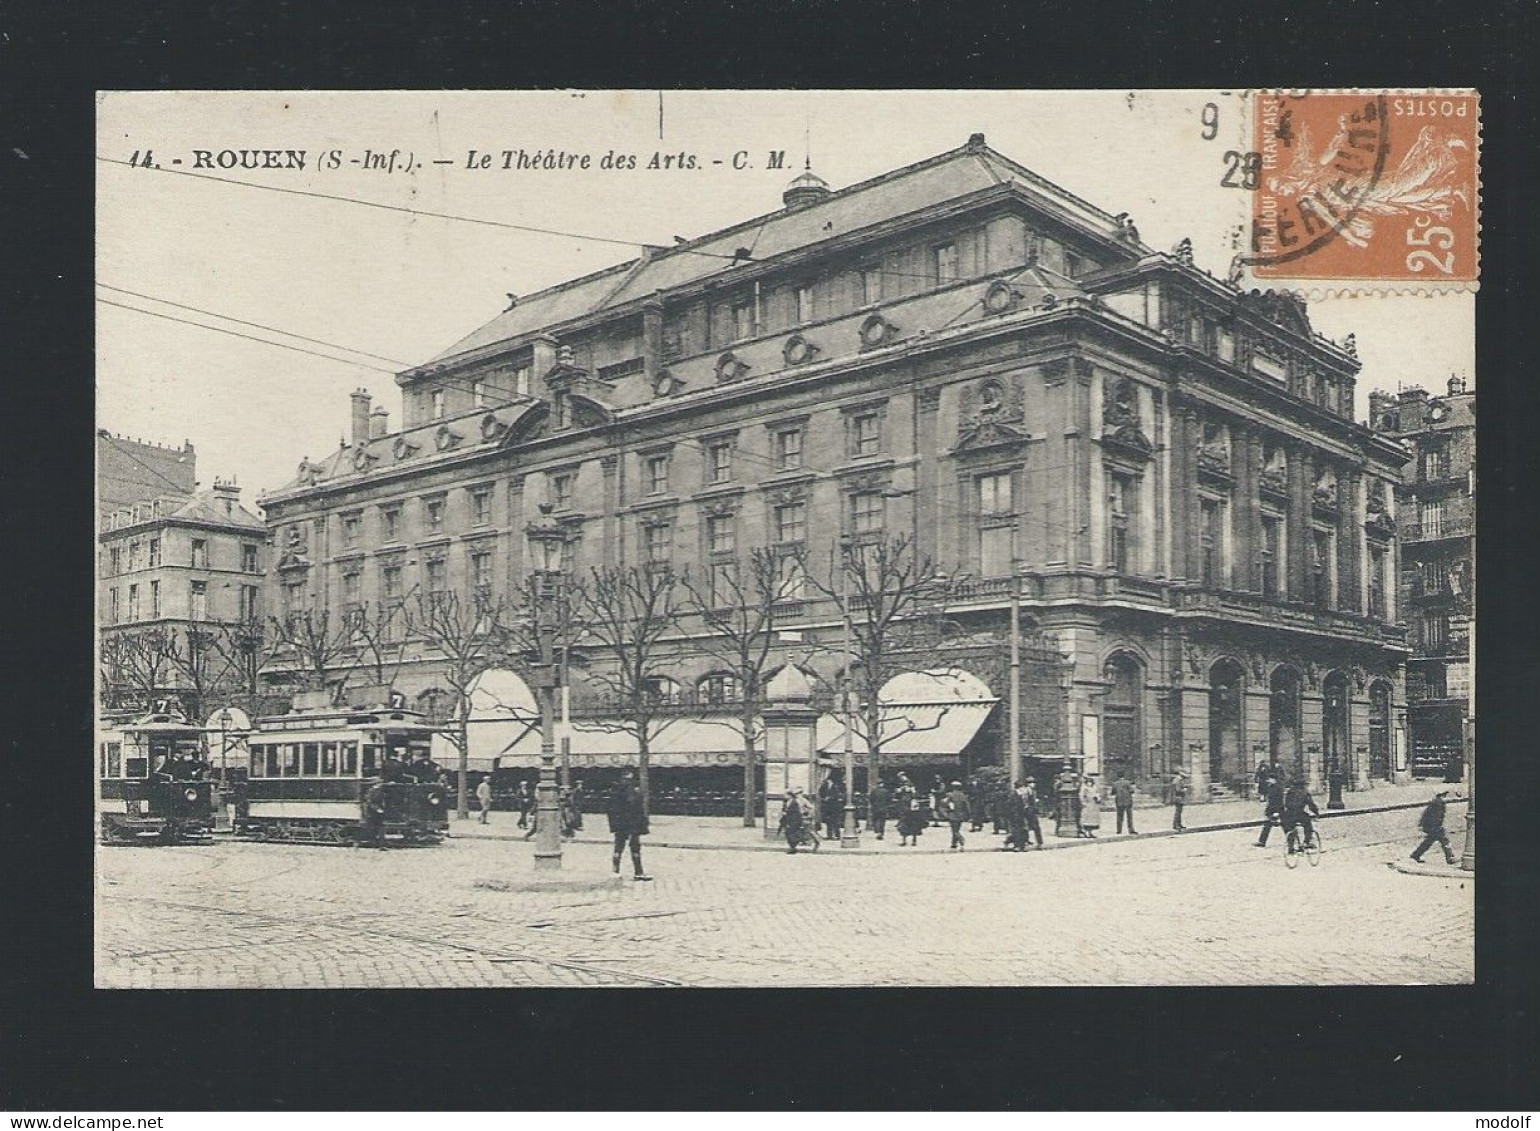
xmin=814 ymin=701 xmax=996 ymax=763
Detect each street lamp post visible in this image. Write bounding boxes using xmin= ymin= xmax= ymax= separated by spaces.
xmin=217 ymin=707 xmax=233 ymax=830
xmin=838 ymin=534 xmax=859 ymax=848
xmin=527 ymin=504 xmax=567 ymax=872
xmin=1327 ymin=687 xmax=1347 ymax=810
xmin=1008 ymin=559 xmax=1022 ymax=789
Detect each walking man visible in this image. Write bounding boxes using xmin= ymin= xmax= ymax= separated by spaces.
xmin=1169 ymin=768 xmax=1188 ymax=831
xmin=1112 ymin=771 xmax=1137 ymax=835
xmin=968 ymin=775 xmax=987 ymax=833
xmin=941 ymin=780 xmax=971 ymax=850
xmin=476 ymin=775 xmax=493 ymax=825
xmin=1022 ymin=780 xmax=1045 ymax=848
xmin=1254 ymin=773 xmax=1285 ymax=847
xmin=515 ymin=781 xmax=534 ymax=829
xmin=1001 ymin=783 xmax=1027 ymax=851
xmin=1411 ymin=790 xmax=1459 ymax=865
xmin=606 ymin=769 xmax=652 ymax=881
xmin=867 ymin=777 xmax=890 ymax=841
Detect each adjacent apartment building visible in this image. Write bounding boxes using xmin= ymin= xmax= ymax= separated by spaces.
xmin=259 ymin=135 xmax=1410 ymax=799
xmin=1370 ymin=377 xmax=1475 ymax=779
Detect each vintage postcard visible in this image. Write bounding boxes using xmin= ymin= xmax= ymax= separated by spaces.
xmin=95 ymin=90 xmax=1476 ymax=988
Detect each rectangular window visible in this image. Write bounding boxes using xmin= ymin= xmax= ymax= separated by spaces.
xmin=321 ymin=742 xmax=338 ymax=776
xmin=109 ymin=546 xmax=122 ymax=576
xmin=980 ymin=526 xmax=1015 ymax=579
xmin=1424 ymin=613 xmax=1449 ymax=654
xmin=1261 ymin=515 xmax=1282 ymax=598
xmin=934 ymin=242 xmax=958 ymax=283
xmin=709 ymin=561 xmax=738 ymax=605
xmin=283 ymin=580 xmax=307 ymax=618
xmin=861 ymin=266 xmax=882 ymax=305
xmin=552 ymin=473 xmax=574 ymax=509
xmin=513 ymin=364 xmax=532 ymax=397
xmin=342 ymin=570 xmax=361 ymax=606
xmin=850 ymin=492 xmax=884 ymax=537
xmin=1424 ymin=447 xmax=1449 ymax=481
xmin=425 ymin=497 xmax=445 ymax=533
xmin=1107 ymin=473 xmax=1133 ymax=574
xmin=128 ymin=584 xmax=140 ymax=621
xmin=643 ymin=524 xmax=670 ymax=564
xmin=774 ymin=427 xmax=803 ymax=471
xmin=383 ymin=505 xmax=401 ymax=541
xmin=240 ymin=585 xmax=259 ymax=620
xmin=472 ymin=379 xmax=486 ymax=408
xmin=777 ymin=553 xmax=808 ymax=599
xmin=248 ymin=745 xmax=265 ymax=778
xmin=189 ymin=580 xmax=207 ymax=620
xmin=109 ymin=588 xmax=119 ymax=624
xmin=471 ymin=487 xmax=492 ymax=525
xmin=850 ymin=411 xmax=881 ymax=457
xmin=774 ymin=503 xmax=806 ymax=545
xmin=128 ymin=541 xmax=142 ymax=571
xmin=1200 ymin=500 xmax=1222 ymax=588
xmin=644 ymin=454 xmax=670 ymax=495
xmin=471 ymin=550 xmax=493 ymax=601
xmin=149 ymin=580 xmax=161 ymax=618
xmin=301 ymin=743 xmax=319 ymax=776
xmin=706 ymin=514 xmax=735 ymax=556
xmin=426 ymin=557 xmax=448 ymax=600
xmin=795 ymin=285 xmax=814 ymax=325
xmin=1368 ymin=546 xmax=1388 ymax=620
xmin=148 ymin=538 xmax=160 ymax=568
xmin=242 ymin=543 xmax=259 ymax=572
xmin=1420 ymin=500 xmax=1444 ymax=538
xmin=731 ymin=301 xmax=754 ymax=342
xmin=978 ymin=471 xmax=1013 ymax=517
xmin=342 ymin=512 xmax=361 ymax=547
xmin=382 ymin=562 xmax=403 ymax=602
xmin=431 ymin=388 xmax=446 ymax=419
xmin=191 ymin=538 xmax=208 ymax=568
xmin=341 ymin=741 xmax=358 ymax=776
xmin=708 ymin=442 xmax=733 ymax=484
xmin=1309 ymin=529 xmax=1332 ymax=607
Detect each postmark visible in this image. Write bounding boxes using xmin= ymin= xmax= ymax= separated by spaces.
xmin=1243 ymin=90 xmax=1479 ymax=287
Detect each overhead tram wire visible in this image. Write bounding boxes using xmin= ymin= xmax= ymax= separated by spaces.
xmin=96 ymin=297 xmax=405 ymax=376
xmin=97 ymin=284 xmax=416 ymax=369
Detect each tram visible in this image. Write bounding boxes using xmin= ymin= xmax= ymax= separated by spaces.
xmin=98 ymin=707 xmax=216 ymax=845
xmin=234 ymin=698 xmax=448 ymax=846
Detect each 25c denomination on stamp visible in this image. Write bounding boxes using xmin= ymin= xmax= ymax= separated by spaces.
xmin=1244 ymin=89 xmax=1479 ymax=287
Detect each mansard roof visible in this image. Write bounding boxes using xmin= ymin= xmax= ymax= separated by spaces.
xmin=421 ymin=138 xmax=1140 ymax=369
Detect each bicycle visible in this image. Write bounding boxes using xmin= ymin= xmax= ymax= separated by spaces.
xmin=1284 ymin=819 xmax=1322 ymax=868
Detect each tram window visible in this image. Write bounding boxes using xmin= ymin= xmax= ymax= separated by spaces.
xmin=125 ymin=757 xmax=148 ymax=779
xmin=99 ymin=745 xmax=107 ymax=776
xmin=249 ymin=745 xmax=265 ymax=778
xmin=101 ymin=742 xmax=122 ymax=778
xmin=321 ymin=742 xmax=338 ymax=775
xmin=363 ymin=744 xmax=379 ymax=774
xmin=341 ymin=741 xmax=358 ymax=775
xmin=302 ymin=743 xmax=319 ymax=775
xmin=282 ymin=744 xmax=300 ymax=775
xmin=265 ymin=746 xmax=280 ymax=777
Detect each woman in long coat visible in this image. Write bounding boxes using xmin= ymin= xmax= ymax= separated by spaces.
xmin=1078 ymin=775 xmax=1102 ymax=838
xmin=895 ymin=779 xmax=926 ymax=845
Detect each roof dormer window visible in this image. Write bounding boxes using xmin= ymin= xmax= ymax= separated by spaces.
xmin=430 ymin=388 xmax=446 ymax=420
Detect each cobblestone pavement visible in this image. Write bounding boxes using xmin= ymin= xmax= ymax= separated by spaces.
xmin=96 ymin=804 xmax=1472 ymax=988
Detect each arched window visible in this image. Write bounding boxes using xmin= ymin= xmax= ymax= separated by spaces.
xmin=697 ymin=672 xmax=741 ymax=705
xmin=642 ymin=676 xmax=682 ymax=706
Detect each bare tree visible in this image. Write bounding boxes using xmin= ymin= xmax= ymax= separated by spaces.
xmin=267 ymin=607 xmax=361 ymax=694
xmin=163 ymin=624 xmax=229 ymax=722
xmin=349 ymin=600 xmax=412 ymax=687
xmin=100 ymin=627 xmax=178 ymax=714
xmin=573 ymin=562 xmax=685 ymax=815
xmin=412 ymin=588 xmax=509 ymax=819
xmin=209 ymin=611 xmax=282 ymax=716
xmin=681 ymin=546 xmax=805 ymax=826
xmin=807 ymin=533 xmax=967 ymax=789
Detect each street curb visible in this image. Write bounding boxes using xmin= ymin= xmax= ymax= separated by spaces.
xmin=1390 ymin=859 xmax=1474 ymax=880
xmin=444 ymin=796 xmax=1463 ymax=855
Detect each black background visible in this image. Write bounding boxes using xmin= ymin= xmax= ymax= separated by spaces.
xmin=1 ymin=0 xmax=1536 ymax=1111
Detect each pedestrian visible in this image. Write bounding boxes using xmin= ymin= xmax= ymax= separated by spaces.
xmin=1411 ymin=790 xmax=1459 ymax=865
xmin=1021 ymin=780 xmax=1045 ymax=848
xmin=968 ymin=775 xmax=987 ymax=833
xmin=991 ymin=779 xmax=1009 ymax=835
xmin=941 ymin=780 xmax=970 ymax=850
xmin=1169 ymin=768 xmax=1188 ymax=831
xmin=1078 ymin=774 xmax=1102 ymax=838
xmin=1112 ymin=771 xmax=1137 ymax=835
xmin=779 ymin=788 xmax=808 ymax=854
xmin=569 ymin=780 xmax=586 ymax=832
xmin=360 ymin=777 xmax=388 ymax=849
xmin=606 ymin=769 xmax=652 ymax=881
xmin=1254 ymin=773 xmax=1285 ymax=847
xmin=868 ymin=777 xmax=890 ymax=841
xmin=559 ymin=786 xmax=576 ymax=840
xmin=476 ymin=775 xmax=493 ymax=825
xmin=826 ymin=774 xmax=847 ymax=841
xmin=1254 ymin=758 xmax=1276 ymax=801
xmin=516 ymin=781 xmax=534 ymax=829
xmin=895 ymin=777 xmax=925 ymax=846
xmin=1001 ymin=782 xmax=1027 ymax=851
xmin=1281 ymin=777 xmax=1320 ymax=855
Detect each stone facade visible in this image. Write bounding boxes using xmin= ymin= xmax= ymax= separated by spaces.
xmin=259 ymin=136 xmax=1409 ymax=798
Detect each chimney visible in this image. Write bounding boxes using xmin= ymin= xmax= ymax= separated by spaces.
xmin=212 ymin=479 xmax=240 ymax=516
xmin=350 ymin=388 xmax=372 ymax=447
xmin=531 ymin=336 xmax=559 ymax=381
xmin=369 ymin=405 xmax=390 ymax=439
xmin=1447 ymin=374 xmax=1467 ymax=396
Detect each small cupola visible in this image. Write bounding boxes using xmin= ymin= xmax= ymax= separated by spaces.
xmin=783 ymin=168 xmax=831 ymax=211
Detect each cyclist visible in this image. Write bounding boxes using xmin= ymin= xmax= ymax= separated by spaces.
xmin=1281 ymin=777 xmax=1321 ymax=856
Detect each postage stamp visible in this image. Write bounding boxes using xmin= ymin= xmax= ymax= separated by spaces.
xmin=1242 ymin=89 xmax=1480 ymax=287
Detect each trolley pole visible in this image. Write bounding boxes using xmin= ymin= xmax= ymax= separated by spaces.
xmin=533 ymin=571 xmax=564 ymax=871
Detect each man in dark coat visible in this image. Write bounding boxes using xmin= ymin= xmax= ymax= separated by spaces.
xmin=867 ymin=778 xmax=890 ymax=840
xmin=1255 ymin=758 xmax=1276 ymax=800
xmin=1254 ymin=774 xmax=1286 ymax=847
xmin=941 ymin=780 xmax=971 ymax=850
xmin=820 ymin=773 xmax=846 ymax=841
xmin=967 ymin=776 xmax=988 ymax=833
xmin=360 ymin=778 xmax=388 ymax=849
xmin=1001 ymin=784 xmax=1027 ymax=851
xmin=516 ymin=781 xmax=535 ymax=828
xmin=1112 ymin=772 xmax=1137 ymax=835
xmin=1021 ymin=780 xmax=1045 ymax=848
xmin=778 ymin=788 xmax=808 ymax=854
xmin=607 ymin=770 xmax=652 ymax=880
xmin=1411 ymin=790 xmax=1458 ymax=865
xmin=1169 ymin=768 xmax=1188 ymax=831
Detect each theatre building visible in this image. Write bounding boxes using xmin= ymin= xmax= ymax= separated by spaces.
xmin=259 ymin=135 xmax=1409 ymax=804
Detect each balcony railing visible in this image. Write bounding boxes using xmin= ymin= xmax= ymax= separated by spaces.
xmin=1402 ymin=518 xmax=1473 ymax=543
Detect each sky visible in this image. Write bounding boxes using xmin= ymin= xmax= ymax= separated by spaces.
xmin=96 ymin=90 xmax=1476 ymax=506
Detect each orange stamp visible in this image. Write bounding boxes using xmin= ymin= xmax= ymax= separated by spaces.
xmin=1245 ymin=90 xmax=1479 ymax=285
